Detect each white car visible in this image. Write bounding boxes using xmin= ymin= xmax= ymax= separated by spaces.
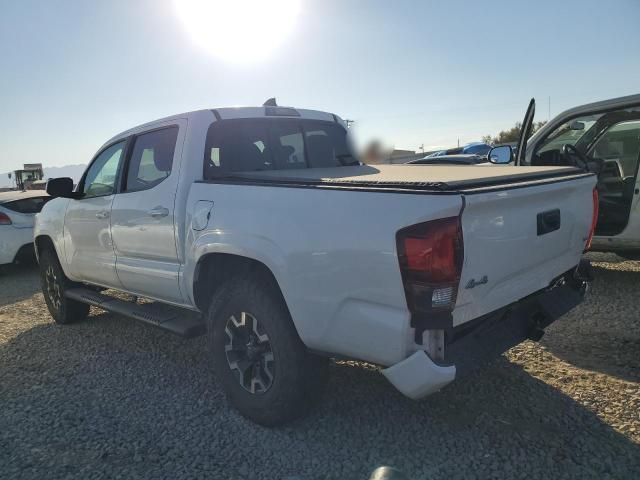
xmin=35 ymin=102 xmax=595 ymax=425
xmin=518 ymin=94 xmax=640 ymax=258
xmin=0 ymin=190 xmax=50 ymax=265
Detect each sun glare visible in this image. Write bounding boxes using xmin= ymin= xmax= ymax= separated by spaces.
xmin=174 ymin=0 xmax=301 ymax=63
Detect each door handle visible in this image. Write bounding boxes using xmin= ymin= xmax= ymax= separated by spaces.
xmin=148 ymin=207 xmax=169 ymax=218
xmin=95 ymin=210 xmax=110 ymax=219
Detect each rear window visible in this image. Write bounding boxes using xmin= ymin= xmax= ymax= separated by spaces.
xmin=204 ymin=119 xmax=358 ymax=178
xmin=2 ymin=196 xmax=51 ymax=214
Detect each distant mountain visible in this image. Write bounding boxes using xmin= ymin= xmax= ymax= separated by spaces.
xmin=0 ymin=164 xmax=86 ymax=188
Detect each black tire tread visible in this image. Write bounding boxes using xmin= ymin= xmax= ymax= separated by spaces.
xmin=206 ymin=271 xmax=328 ymax=426
xmin=39 ymin=248 xmax=90 ymax=324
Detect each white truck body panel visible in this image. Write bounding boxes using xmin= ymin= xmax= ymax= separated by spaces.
xmin=183 ymin=181 xmax=463 ymax=366
xmin=110 ymin=118 xmax=188 ymax=303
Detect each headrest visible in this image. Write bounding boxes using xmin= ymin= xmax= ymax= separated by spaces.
xmin=225 ymin=142 xmax=264 ymax=171
xmin=307 ymin=135 xmax=335 ymax=167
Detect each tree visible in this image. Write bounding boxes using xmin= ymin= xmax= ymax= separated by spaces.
xmin=484 ymin=120 xmax=547 ymax=145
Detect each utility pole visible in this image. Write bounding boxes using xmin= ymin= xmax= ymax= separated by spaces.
xmin=345 ymin=119 xmax=355 ymax=128
xmin=548 ymin=96 xmax=551 ymax=121
xmin=457 ymin=137 xmax=460 ymax=147
xmin=419 ymin=143 xmax=424 ymax=154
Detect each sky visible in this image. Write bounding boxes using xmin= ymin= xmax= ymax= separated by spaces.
xmin=1 ymin=0 xmax=640 ymax=172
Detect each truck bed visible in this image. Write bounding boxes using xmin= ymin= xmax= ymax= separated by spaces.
xmin=207 ymin=164 xmax=593 ymax=194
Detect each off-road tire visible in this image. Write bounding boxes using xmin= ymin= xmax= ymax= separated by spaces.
xmin=39 ymin=248 xmax=90 ymax=324
xmin=206 ymin=272 xmax=329 ymax=426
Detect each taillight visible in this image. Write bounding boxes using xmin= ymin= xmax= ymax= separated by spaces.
xmin=585 ymin=188 xmax=599 ymax=251
xmin=0 ymin=212 xmax=12 ymax=225
xmin=396 ymin=217 xmax=464 ymax=319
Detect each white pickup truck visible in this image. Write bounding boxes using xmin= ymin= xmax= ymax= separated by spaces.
xmin=35 ymin=102 xmax=596 ymax=425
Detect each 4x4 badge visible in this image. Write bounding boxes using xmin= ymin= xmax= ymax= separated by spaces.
xmin=465 ymin=275 xmax=488 ymax=289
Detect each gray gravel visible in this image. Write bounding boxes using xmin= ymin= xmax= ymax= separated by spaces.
xmin=0 ymin=255 xmax=639 ymax=479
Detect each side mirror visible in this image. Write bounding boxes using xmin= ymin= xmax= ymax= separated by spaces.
xmin=488 ymin=145 xmax=513 ymax=164
xmin=46 ymin=177 xmax=74 ymax=198
xmin=570 ymin=121 xmax=585 ymax=130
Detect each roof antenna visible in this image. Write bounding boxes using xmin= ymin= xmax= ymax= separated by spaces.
xmin=263 ymin=97 xmax=277 ymax=107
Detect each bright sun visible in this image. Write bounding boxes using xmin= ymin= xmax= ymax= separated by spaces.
xmin=174 ymin=0 xmax=301 ymax=63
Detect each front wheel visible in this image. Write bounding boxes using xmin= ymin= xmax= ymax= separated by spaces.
xmin=39 ymin=248 xmax=90 ymax=324
xmin=206 ymin=272 xmax=328 ymax=426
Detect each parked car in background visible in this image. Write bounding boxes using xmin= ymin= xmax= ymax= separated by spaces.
xmin=408 ymin=154 xmax=488 ymax=165
xmin=425 ymin=150 xmax=447 ymax=158
xmin=36 ymin=103 xmax=595 ymax=425
xmin=426 ymin=142 xmax=492 ymax=158
xmin=0 ymin=190 xmax=50 ymax=265
xmin=518 ymin=94 xmax=640 ymax=257
xmin=461 ymin=142 xmax=492 ymax=156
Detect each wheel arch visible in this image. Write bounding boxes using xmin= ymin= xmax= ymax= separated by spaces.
xmin=34 ymin=235 xmax=72 ymax=276
xmin=34 ymin=234 xmax=56 ymax=262
xmin=192 ymin=252 xmax=292 ymax=321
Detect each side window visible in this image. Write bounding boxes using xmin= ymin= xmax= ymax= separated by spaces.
xmin=2 ymin=196 xmax=51 ymax=214
xmin=125 ymin=127 xmax=179 ymax=192
xmin=592 ymin=120 xmax=640 ymax=177
xmin=83 ymin=141 xmax=125 ymax=198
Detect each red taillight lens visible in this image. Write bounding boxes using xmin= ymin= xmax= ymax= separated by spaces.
xmin=403 ymin=219 xmax=460 ymax=282
xmin=397 ymin=217 xmax=464 ymax=314
xmin=585 ymin=188 xmax=599 ymax=251
xmin=0 ymin=212 xmax=12 ymax=225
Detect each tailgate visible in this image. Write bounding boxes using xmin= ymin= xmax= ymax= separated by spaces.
xmin=453 ymin=174 xmax=596 ymax=326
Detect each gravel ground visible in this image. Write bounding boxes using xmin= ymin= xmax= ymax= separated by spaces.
xmin=0 ymin=254 xmax=638 ymax=479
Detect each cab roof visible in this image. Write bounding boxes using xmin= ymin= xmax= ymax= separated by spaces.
xmin=105 ymin=106 xmax=344 ymax=147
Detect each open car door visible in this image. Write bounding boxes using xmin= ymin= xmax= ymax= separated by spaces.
xmin=524 ymin=94 xmax=640 ymax=243
xmin=514 ymin=98 xmax=535 ymax=166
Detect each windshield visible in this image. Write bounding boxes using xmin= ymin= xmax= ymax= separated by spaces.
xmin=536 ymin=115 xmax=600 ymax=154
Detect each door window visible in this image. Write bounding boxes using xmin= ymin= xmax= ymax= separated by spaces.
xmin=591 ymin=120 xmax=640 ymax=177
xmin=125 ymin=126 xmax=179 ymax=192
xmin=83 ymin=141 xmax=125 ymax=198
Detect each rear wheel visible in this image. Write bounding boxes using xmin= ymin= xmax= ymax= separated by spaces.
xmin=39 ymin=248 xmax=90 ymax=324
xmin=206 ymin=272 xmax=328 ymax=426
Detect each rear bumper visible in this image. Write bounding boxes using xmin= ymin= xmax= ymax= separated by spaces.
xmin=382 ymin=261 xmax=590 ymax=399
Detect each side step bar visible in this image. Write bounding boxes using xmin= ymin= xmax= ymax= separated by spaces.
xmin=65 ymin=288 xmax=206 ymax=338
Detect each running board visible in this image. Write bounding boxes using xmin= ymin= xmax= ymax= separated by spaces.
xmin=65 ymin=288 xmax=205 ymax=338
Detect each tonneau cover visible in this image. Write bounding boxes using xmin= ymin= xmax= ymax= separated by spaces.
xmin=215 ymin=164 xmax=591 ymax=193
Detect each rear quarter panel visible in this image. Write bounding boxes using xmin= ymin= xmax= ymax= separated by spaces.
xmin=184 ymin=183 xmax=463 ymax=366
